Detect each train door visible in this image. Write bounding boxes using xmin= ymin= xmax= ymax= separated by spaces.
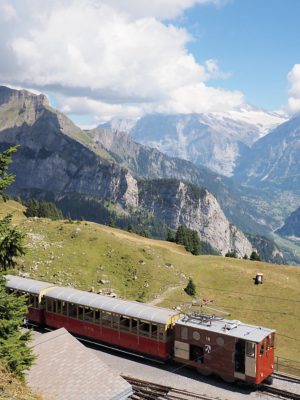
xmin=235 ymin=339 xmax=245 ymax=376
xmin=245 ymin=341 xmax=256 ymax=378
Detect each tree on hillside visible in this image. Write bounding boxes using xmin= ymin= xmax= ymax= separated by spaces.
xmin=24 ymin=199 xmax=63 ymax=220
xmin=184 ymin=278 xmax=196 ymax=297
xmin=225 ymin=250 xmax=237 ymax=258
xmin=175 ymin=225 xmax=201 ymax=255
xmin=250 ymin=251 xmax=261 ymax=261
xmin=0 ymin=147 xmax=34 ymax=377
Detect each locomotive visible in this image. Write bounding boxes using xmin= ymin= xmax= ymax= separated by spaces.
xmin=5 ymin=275 xmax=275 ymax=385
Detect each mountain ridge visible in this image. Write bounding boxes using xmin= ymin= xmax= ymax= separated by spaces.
xmin=0 ymin=85 xmax=254 ymax=257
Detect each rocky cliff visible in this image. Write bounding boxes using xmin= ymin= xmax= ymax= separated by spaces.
xmin=87 ymin=127 xmax=272 ymax=236
xmin=0 ymin=87 xmax=138 ymax=208
xmin=0 ymin=86 xmax=253 ymax=256
xmin=138 ymin=179 xmax=253 ymax=257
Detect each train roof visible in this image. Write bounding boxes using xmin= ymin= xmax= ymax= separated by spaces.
xmin=177 ymin=314 xmax=275 ymax=343
xmin=44 ymin=286 xmax=180 ymax=325
xmin=5 ymin=275 xmax=55 ymax=295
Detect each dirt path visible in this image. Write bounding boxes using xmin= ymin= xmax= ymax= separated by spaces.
xmin=148 ymin=284 xmax=183 ymax=306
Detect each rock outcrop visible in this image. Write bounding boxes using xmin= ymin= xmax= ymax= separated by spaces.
xmin=138 ymin=180 xmax=253 ymax=257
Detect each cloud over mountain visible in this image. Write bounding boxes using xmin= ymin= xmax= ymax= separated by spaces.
xmin=0 ymin=0 xmax=243 ymax=122
xmin=288 ymin=64 xmax=300 ymax=113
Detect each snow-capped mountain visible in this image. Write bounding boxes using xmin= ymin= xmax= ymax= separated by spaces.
xmin=100 ymin=106 xmax=286 ymax=176
xmin=234 ymin=112 xmax=300 ymax=193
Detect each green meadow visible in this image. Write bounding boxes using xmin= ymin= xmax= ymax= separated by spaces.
xmin=2 ymin=200 xmax=300 ymax=370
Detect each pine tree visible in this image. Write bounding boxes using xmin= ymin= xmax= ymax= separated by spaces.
xmin=250 ymin=251 xmax=261 ymax=261
xmin=184 ymin=277 xmax=196 ymax=297
xmin=0 ymin=147 xmax=34 ymax=377
xmin=0 ymin=276 xmax=34 ymax=376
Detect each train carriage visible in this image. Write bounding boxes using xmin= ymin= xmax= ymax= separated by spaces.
xmin=43 ymin=286 xmax=181 ymax=361
xmin=174 ymin=313 xmax=275 ymax=384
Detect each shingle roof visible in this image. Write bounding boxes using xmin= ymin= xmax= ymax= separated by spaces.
xmin=45 ymin=286 xmax=180 ymax=325
xmin=27 ymin=328 xmax=133 ymax=400
xmin=177 ymin=315 xmax=275 ymax=343
xmin=5 ymin=274 xmax=54 ymax=295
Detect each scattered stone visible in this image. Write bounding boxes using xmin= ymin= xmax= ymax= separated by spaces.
xmin=99 ymin=279 xmax=110 ymax=284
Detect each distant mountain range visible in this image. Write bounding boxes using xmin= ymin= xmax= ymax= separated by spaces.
xmin=100 ymin=108 xmax=286 ymax=176
xmin=234 ymin=113 xmax=300 ymax=195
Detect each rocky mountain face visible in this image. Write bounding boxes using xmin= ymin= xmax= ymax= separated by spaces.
xmin=276 ymin=206 xmax=300 ymax=238
xmin=138 ymin=180 xmax=253 ymax=257
xmin=234 ymin=113 xmax=300 ymax=194
xmin=101 ymin=108 xmax=285 ymax=176
xmin=87 ymin=127 xmax=273 ymax=236
xmin=0 ymin=86 xmax=253 ymax=257
xmin=0 ymin=86 xmax=139 ymax=208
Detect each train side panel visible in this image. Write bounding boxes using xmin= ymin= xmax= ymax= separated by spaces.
xmin=44 ymin=311 xmax=172 ymax=360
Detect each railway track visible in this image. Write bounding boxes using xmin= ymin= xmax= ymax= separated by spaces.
xmin=124 ymin=374 xmax=300 ymax=400
xmin=259 ymin=373 xmax=300 ymax=400
xmin=123 ymin=376 xmax=217 ymax=400
xmin=259 ymin=385 xmax=300 ymax=400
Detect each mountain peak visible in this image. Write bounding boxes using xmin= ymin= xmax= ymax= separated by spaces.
xmin=0 ymin=85 xmax=49 ymax=108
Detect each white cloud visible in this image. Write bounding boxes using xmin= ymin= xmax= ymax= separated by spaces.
xmin=287 ymin=64 xmax=300 ymax=114
xmin=0 ymin=2 xmax=17 ymax=21
xmin=101 ymin=0 xmax=226 ymax=20
xmin=0 ymin=0 xmax=242 ymax=122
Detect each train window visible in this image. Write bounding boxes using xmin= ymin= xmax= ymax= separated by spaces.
xmin=112 ymin=314 xmax=120 ymax=330
xmin=78 ymin=306 xmax=84 ymax=320
xmin=216 ymin=337 xmax=225 ymax=347
xmin=84 ymin=307 xmax=94 ymax=322
xmin=140 ymin=320 xmax=150 ymax=337
xmin=260 ymin=340 xmax=265 ymax=355
xmin=158 ymin=325 xmax=166 ymax=341
xmin=131 ymin=319 xmax=138 ymax=334
xmin=102 ymin=311 xmax=112 ymax=327
xmin=193 ymin=331 xmax=200 ymax=341
xmin=68 ymin=303 xmax=77 ymax=318
xmin=266 ymin=334 xmax=274 ymax=350
xmin=190 ymin=345 xmax=204 ymax=363
xmin=61 ymin=301 xmax=68 ymax=316
xmin=151 ymin=323 xmax=158 ymax=339
xmin=181 ymin=327 xmax=188 ymax=340
xmin=46 ymin=298 xmax=50 ymax=311
xmin=167 ymin=325 xmax=174 ymax=338
xmin=54 ymin=300 xmax=61 ymax=314
xmin=246 ymin=342 xmax=256 ymax=357
xmin=120 ymin=316 xmax=130 ymax=332
xmin=28 ymin=294 xmax=35 ymax=308
xmin=94 ymin=310 xmax=101 ymax=324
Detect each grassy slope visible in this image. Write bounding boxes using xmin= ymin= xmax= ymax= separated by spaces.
xmin=1 ymin=200 xmax=300 ymax=367
xmin=0 ymin=365 xmax=42 ymax=400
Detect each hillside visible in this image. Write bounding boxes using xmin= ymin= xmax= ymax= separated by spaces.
xmin=2 ymin=200 xmax=300 ymax=366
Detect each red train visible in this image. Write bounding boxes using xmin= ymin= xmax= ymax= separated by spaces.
xmin=6 ymin=275 xmax=275 ymax=385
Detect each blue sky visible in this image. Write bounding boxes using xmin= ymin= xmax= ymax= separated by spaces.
xmin=0 ymin=0 xmax=299 ymax=125
xmin=181 ymin=0 xmax=300 ymax=110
